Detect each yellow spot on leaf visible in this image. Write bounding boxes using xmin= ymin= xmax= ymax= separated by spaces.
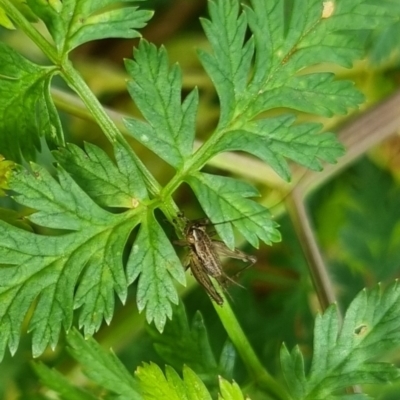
xmin=322 ymin=1 xmax=335 ymax=18
xmin=131 ymin=198 xmax=140 ymax=208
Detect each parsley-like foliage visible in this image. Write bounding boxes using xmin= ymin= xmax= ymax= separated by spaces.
xmin=0 ymin=0 xmax=399 ymax=384
xmin=281 ymin=282 xmax=400 ymax=399
xmin=33 ymin=284 xmax=400 ymax=399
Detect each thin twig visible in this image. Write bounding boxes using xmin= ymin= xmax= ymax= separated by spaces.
xmin=285 ymin=187 xmax=337 ymax=310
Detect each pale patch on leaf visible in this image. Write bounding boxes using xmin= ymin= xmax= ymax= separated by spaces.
xmin=322 ymin=1 xmax=335 ymax=18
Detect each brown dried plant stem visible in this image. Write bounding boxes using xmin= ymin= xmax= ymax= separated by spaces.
xmin=285 ymin=187 xmax=362 ymax=395
xmin=285 ymin=187 xmax=336 ymax=310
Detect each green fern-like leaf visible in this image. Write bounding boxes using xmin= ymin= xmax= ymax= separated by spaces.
xmin=0 ymin=143 xmax=184 ymax=359
xmin=2 ymin=0 xmax=400 ymax=366
xmin=124 ymin=0 xmax=399 ymax=186
xmin=124 ymin=41 xmax=199 ymax=169
xmin=0 ymin=164 xmax=138 ymax=358
xmin=200 ymin=0 xmax=396 ymax=122
xmin=280 ymin=282 xmax=400 ymax=399
xmin=195 ymin=0 xmax=398 ymax=179
xmin=0 ymin=0 xmax=153 ymax=161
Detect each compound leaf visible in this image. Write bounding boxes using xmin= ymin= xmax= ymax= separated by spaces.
xmin=33 ymin=329 xmax=142 ymax=399
xmin=281 ymin=282 xmax=400 ymax=399
xmin=0 ymin=162 xmax=139 ymax=359
xmin=0 ymin=43 xmax=63 ymax=162
xmin=199 ymin=0 xmax=363 ymax=124
xmin=26 ymin=0 xmax=153 ymax=53
xmin=121 ymin=0 xmax=400 ymax=184
xmin=200 ymin=0 xmax=397 ymax=122
xmin=194 ymin=0 xmax=400 ymax=180
xmin=0 ymin=143 xmax=182 ymax=358
xmin=185 ymin=172 xmax=281 ymax=250
xmin=124 ymin=41 xmax=198 ymax=169
xmin=127 ymin=211 xmax=186 ymax=332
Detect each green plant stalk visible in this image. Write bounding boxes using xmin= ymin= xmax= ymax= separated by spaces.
xmin=161 ymin=125 xmax=229 ymax=199
xmin=213 ymin=291 xmax=290 ymax=400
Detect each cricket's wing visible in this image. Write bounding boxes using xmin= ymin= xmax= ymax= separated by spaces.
xmin=189 ymin=250 xmax=223 ymax=305
xmin=212 ymin=241 xmax=257 ymax=264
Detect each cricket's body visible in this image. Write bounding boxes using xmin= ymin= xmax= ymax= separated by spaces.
xmin=178 ymin=216 xmax=257 ymax=305
xmin=188 ymin=248 xmax=223 ymax=305
xmin=185 ymin=220 xmax=222 ymax=278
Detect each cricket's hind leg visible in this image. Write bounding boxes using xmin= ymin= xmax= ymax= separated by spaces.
xmin=227 ymin=256 xmax=257 ymax=282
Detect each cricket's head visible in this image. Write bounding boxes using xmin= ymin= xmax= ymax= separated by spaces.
xmin=184 ymin=218 xmax=209 ymax=245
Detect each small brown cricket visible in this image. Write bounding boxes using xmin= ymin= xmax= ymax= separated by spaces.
xmin=176 ymin=215 xmax=257 ymax=305
xmin=175 ymin=169 xmax=312 ymax=304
